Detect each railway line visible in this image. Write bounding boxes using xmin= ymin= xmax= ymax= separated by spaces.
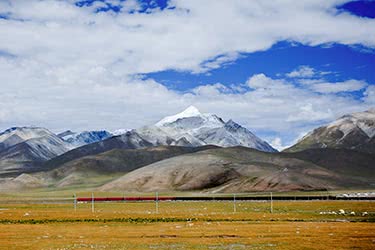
xmin=76 ymin=195 xmax=375 ymax=202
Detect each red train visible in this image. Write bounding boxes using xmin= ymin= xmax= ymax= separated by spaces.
xmin=77 ymin=196 xmax=175 ymax=202
xmin=76 ymin=196 xmax=375 ymax=202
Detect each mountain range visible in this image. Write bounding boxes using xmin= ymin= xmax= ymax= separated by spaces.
xmin=0 ymin=106 xmax=276 ymax=175
xmin=0 ymin=107 xmax=374 ymax=192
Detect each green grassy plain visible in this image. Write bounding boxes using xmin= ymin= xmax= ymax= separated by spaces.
xmin=0 ymin=195 xmax=374 ymax=249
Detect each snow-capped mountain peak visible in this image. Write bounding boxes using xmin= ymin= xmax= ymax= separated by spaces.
xmin=180 ymin=105 xmax=201 ymax=115
xmin=156 ymin=106 xmax=202 ymax=126
xmin=136 ymin=107 xmax=277 ymax=152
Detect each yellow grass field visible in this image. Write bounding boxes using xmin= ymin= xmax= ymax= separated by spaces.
xmin=0 ymin=199 xmax=374 ymax=249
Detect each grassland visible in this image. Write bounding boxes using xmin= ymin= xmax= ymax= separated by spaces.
xmin=0 ymin=195 xmax=374 ymax=250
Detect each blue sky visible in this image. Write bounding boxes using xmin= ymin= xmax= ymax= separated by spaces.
xmin=0 ymin=0 xmax=374 ymax=149
xmin=145 ymin=40 xmax=375 ymax=142
xmin=145 ymin=41 xmax=374 ymax=93
xmin=141 ymin=1 xmax=375 ymax=95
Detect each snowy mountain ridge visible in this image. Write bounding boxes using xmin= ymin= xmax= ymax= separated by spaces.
xmin=58 ymin=130 xmax=112 ymax=148
xmin=0 ymin=127 xmax=52 ymax=147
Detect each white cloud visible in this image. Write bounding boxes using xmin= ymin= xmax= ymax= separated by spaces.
xmin=0 ymin=0 xmax=374 ymax=75
xmin=194 ymin=52 xmax=240 ymax=74
xmin=0 ymin=0 xmax=374 ymax=145
xmin=310 ymin=79 xmax=367 ymax=93
xmin=288 ymin=66 xmax=368 ymax=94
xmin=287 ymin=65 xmax=334 ymax=79
xmin=286 ymin=104 xmax=333 ymax=122
xmin=246 ymin=73 xmax=291 ymax=91
xmin=286 ymin=66 xmax=315 ymax=78
xmin=270 ymin=137 xmax=284 ymax=151
xmin=299 ymin=79 xmax=323 ymax=85
xmin=363 ymin=85 xmax=375 ymax=104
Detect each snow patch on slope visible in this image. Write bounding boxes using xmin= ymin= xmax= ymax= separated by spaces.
xmin=112 ymin=129 xmax=130 ymax=136
xmin=25 ymin=134 xmax=71 ymax=160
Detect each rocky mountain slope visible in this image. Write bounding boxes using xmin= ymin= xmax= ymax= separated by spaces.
xmin=37 ymin=145 xmax=217 ymax=188
xmin=0 ymin=127 xmax=71 ymax=174
xmin=42 ymin=131 xmax=153 ymax=171
xmin=285 ymin=109 xmax=375 ymax=153
xmin=286 ymin=148 xmax=375 ymax=179
xmin=101 ymin=147 xmax=374 ymax=192
xmin=2 ymin=145 xmax=373 ymax=192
